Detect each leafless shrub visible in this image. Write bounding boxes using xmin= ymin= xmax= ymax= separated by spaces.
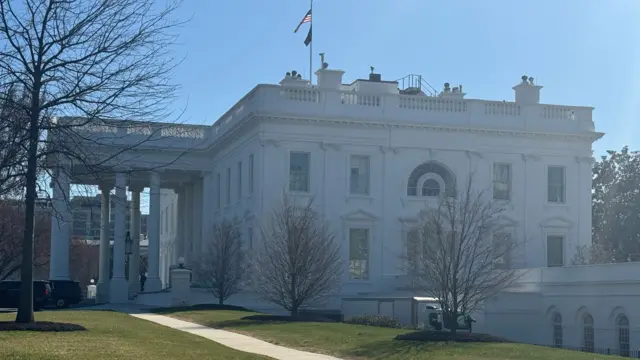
xmin=254 ymin=197 xmax=342 ymax=318
xmin=196 ymin=219 xmax=248 ymax=305
xmin=402 ymin=176 xmax=521 ymax=335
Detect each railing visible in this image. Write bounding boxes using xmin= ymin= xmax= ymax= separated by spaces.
xmin=56 ymin=84 xmax=596 ymax=151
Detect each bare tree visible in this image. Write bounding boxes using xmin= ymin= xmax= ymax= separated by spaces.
xmin=0 ymin=200 xmax=49 ymax=280
xmin=0 ymin=0 xmax=185 ymax=322
xmin=196 ymin=219 xmax=248 ymax=305
xmin=571 ymin=242 xmax=615 ymax=265
xmin=403 ymin=177 xmax=521 ymax=335
xmin=254 ymin=197 xmax=342 ymax=318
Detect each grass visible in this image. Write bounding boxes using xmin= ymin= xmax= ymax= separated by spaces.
xmin=159 ymin=306 xmax=627 ymax=360
xmin=0 ymin=310 xmax=269 ymax=360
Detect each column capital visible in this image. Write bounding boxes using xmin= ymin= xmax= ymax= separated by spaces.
xmin=99 ymin=182 xmax=114 ymax=192
xmin=129 ymin=184 xmax=145 ymax=193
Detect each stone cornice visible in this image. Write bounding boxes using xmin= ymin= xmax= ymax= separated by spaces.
xmin=261 ymin=115 xmax=604 ymax=142
xmin=521 ymin=154 xmax=541 ymax=162
xmin=319 ymin=142 xmax=341 ymax=151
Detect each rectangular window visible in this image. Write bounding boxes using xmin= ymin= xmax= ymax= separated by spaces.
xmin=237 ymin=161 xmax=242 ymax=198
xmin=247 ymin=227 xmax=253 ymax=250
xmin=406 ymin=229 xmax=420 ymax=275
xmin=493 ymin=233 xmax=512 ymax=269
xmin=547 ymin=166 xmax=566 ymax=203
xmin=248 ymin=154 xmax=254 ymax=194
xmin=547 ymin=235 xmax=564 ymax=267
xmin=350 ymin=155 xmax=370 ymax=195
xmin=289 ymin=152 xmax=310 ymax=192
xmin=493 ymin=163 xmax=511 ymax=201
xmin=349 ymin=228 xmax=369 ymax=280
xmin=215 ymin=173 xmax=221 ymax=209
xmin=226 ymin=168 xmax=231 ymax=205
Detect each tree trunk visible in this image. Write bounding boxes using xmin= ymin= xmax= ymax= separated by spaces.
xmin=291 ymin=307 xmax=298 ymax=319
xmin=448 ymin=311 xmax=458 ymax=338
xmin=15 ymin=107 xmax=40 ymax=323
xmin=218 ymin=296 xmax=224 ymax=305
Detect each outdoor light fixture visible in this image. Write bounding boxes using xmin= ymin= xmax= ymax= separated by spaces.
xmin=177 ymin=257 xmax=185 ymax=269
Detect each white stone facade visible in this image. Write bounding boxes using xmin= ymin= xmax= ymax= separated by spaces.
xmin=159 ymin=67 xmax=599 ymax=294
xmin=52 ymin=63 xmax=640 ymax=353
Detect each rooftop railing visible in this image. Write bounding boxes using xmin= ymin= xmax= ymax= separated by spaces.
xmin=59 ymin=84 xmax=596 ymax=151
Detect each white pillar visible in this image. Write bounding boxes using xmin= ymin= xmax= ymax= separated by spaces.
xmin=184 ymin=184 xmax=193 ymax=264
xmin=192 ymin=178 xmax=203 ymax=266
xmin=200 ymin=172 xmax=214 ymax=253
xmin=176 ymin=186 xmax=185 ymax=261
xmin=49 ymin=168 xmax=71 ymax=280
xmin=146 ymin=171 xmax=162 ymax=291
xmin=96 ymin=184 xmax=112 ymax=303
xmin=128 ymin=187 xmax=142 ymax=297
xmin=109 ymin=173 xmax=128 ymax=303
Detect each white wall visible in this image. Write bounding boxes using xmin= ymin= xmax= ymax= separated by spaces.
xmin=258 ymin=117 xmax=593 ymax=297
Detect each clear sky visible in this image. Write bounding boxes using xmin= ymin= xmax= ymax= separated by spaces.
xmin=168 ymin=0 xmax=640 ymax=157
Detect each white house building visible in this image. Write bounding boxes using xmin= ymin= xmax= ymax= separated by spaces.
xmin=48 ymin=61 xmax=640 ymax=355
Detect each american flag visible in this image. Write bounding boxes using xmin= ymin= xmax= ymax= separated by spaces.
xmin=294 ymin=9 xmax=312 ymax=33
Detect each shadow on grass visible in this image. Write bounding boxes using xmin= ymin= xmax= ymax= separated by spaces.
xmin=149 ymin=304 xmax=254 ymax=315
xmin=198 ymin=314 xmax=339 ymax=329
xmin=344 ymin=339 xmax=443 ymax=359
xmin=0 ymin=321 xmax=87 ymax=332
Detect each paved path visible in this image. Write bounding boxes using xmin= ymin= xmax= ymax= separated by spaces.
xmin=132 ymin=313 xmax=343 ymax=360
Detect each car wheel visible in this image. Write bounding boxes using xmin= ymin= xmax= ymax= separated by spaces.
xmin=56 ymin=299 xmax=66 ymax=308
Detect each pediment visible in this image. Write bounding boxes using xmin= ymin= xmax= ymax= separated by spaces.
xmin=540 ymin=216 xmax=573 ymax=229
xmin=341 ymin=208 xmax=378 ymax=222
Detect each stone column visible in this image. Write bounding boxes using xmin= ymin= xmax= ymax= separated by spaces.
xmin=109 ymin=173 xmax=128 ymax=303
xmin=146 ymin=171 xmax=162 ymax=291
xmin=176 ymin=186 xmax=185 ymax=261
xmin=184 ymin=183 xmax=193 ymax=264
xmin=49 ymin=167 xmax=71 ymax=280
xmin=128 ymin=186 xmax=142 ymax=297
xmin=96 ymin=183 xmax=112 ymax=303
xmin=192 ymin=178 xmax=203 ymax=266
xmin=200 ymin=172 xmax=213 ymax=254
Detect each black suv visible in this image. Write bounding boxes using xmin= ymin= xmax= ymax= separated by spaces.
xmin=0 ymin=280 xmax=52 ymax=311
xmin=48 ymin=280 xmax=83 ymax=308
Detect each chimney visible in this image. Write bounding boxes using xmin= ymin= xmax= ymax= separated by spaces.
xmin=513 ymin=75 xmax=542 ymax=104
xmin=315 ymin=62 xmax=344 ymax=90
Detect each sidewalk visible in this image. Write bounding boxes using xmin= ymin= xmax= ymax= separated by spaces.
xmin=132 ymin=313 xmax=343 ymax=360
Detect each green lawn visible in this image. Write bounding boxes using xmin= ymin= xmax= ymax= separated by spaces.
xmin=160 ymin=308 xmax=626 ymax=360
xmin=0 ymin=310 xmax=269 ymax=360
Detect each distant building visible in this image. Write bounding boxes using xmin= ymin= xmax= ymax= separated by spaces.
xmin=69 ymin=194 xmax=148 ymax=242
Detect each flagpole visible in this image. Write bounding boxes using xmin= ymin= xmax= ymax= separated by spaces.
xmin=309 ymin=0 xmax=313 ymax=85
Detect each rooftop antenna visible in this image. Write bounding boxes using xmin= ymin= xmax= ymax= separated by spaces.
xmin=370 ymin=66 xmax=375 ymax=74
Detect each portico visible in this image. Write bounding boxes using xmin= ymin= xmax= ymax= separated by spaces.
xmin=47 ymin=119 xmax=212 ymax=303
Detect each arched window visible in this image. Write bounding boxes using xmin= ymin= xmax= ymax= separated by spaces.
xmin=552 ymin=312 xmax=563 ymax=348
xmin=582 ymin=313 xmax=594 ymax=352
xmin=617 ymin=315 xmax=630 ymax=357
xmin=421 ymin=179 xmax=440 ymax=197
xmin=407 ymin=161 xmax=456 ymax=197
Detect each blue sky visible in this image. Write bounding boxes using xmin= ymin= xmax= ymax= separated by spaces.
xmin=169 ymin=0 xmax=640 ymax=157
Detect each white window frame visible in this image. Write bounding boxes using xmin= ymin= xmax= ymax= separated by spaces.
xmin=289 ymin=151 xmax=310 ymax=193
xmin=348 ymin=227 xmax=370 ymax=280
xmin=617 ymin=314 xmax=630 ymax=357
xmin=416 ymin=173 xmax=445 ymax=198
xmin=349 ymin=154 xmax=370 ymax=196
xmin=552 ymin=312 xmax=563 ymax=348
xmin=215 ymin=173 xmax=221 ymax=209
xmin=226 ymin=167 xmax=231 ymax=205
xmin=492 ymin=232 xmax=512 ymax=269
xmin=237 ymin=161 xmax=242 ymax=199
xmin=582 ymin=313 xmax=594 ymax=353
xmin=547 ymin=166 xmax=566 ymax=204
xmin=248 ymin=154 xmax=254 ymax=194
xmin=493 ymin=162 xmax=512 ymax=201
xmin=546 ymin=234 xmax=565 ymax=267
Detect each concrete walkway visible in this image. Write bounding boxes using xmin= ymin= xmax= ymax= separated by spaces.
xmin=132 ymin=313 xmax=343 ymax=360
